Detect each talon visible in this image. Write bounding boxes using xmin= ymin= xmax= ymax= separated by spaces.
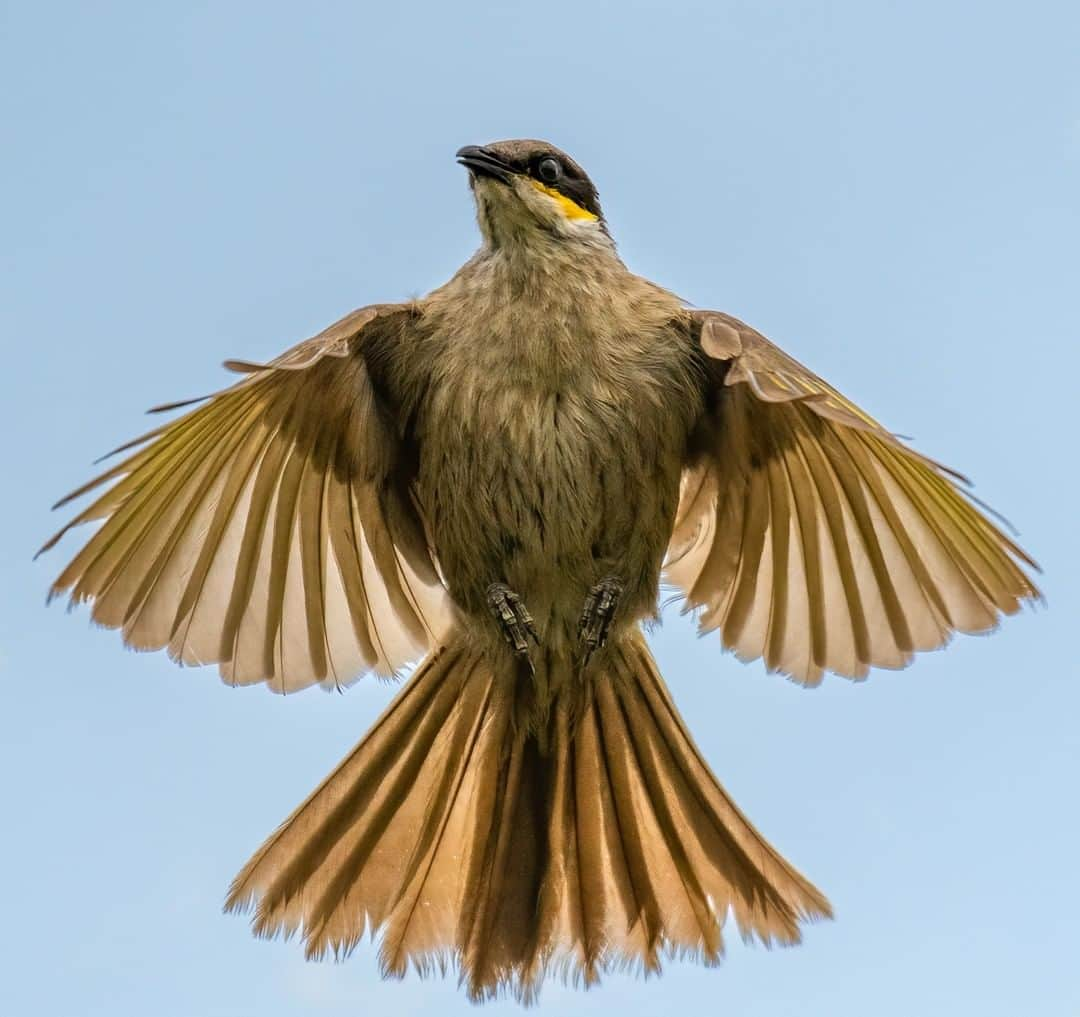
xmin=486 ymin=582 xmax=539 ymax=661
xmin=578 ymin=576 xmax=624 ymax=664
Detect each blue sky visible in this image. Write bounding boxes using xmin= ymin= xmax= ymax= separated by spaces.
xmin=2 ymin=2 xmax=1077 ymax=1014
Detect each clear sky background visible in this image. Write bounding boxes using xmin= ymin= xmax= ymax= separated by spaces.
xmin=2 ymin=2 xmax=1077 ymax=1015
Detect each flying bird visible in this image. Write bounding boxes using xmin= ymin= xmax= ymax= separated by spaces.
xmin=40 ymin=139 xmax=1040 ymax=1002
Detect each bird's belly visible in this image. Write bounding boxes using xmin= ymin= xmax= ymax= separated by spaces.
xmin=418 ymin=381 xmax=684 ymax=640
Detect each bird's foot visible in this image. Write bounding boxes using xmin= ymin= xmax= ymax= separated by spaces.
xmin=486 ymin=582 xmax=540 ymax=661
xmin=578 ymin=576 xmax=624 ymax=664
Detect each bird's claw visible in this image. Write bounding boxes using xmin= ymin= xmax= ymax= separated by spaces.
xmin=486 ymin=582 xmax=540 ymax=662
xmin=578 ymin=576 xmax=624 ymax=665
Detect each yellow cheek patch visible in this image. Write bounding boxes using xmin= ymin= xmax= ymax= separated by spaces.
xmin=528 ymin=179 xmax=599 ymax=221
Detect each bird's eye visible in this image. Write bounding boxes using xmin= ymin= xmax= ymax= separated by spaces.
xmin=536 ymin=157 xmax=562 ymax=183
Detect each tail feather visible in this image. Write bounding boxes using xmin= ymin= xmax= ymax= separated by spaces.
xmin=226 ymin=632 xmax=830 ymax=1002
xmin=227 ymin=644 xmax=481 ymax=945
xmin=609 ymin=643 xmax=823 ymax=942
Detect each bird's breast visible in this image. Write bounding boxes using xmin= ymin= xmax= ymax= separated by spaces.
xmin=413 ymin=311 xmax=701 ymax=638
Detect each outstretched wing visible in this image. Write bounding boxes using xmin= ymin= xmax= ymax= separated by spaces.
xmin=666 ymin=310 xmax=1041 ymax=685
xmin=40 ymin=304 xmax=451 ymax=693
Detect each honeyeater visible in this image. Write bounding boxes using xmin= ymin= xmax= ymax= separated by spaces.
xmin=40 ymin=139 xmax=1040 ymax=1002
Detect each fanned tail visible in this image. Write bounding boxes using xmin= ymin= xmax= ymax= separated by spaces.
xmin=226 ymin=632 xmax=830 ymax=1002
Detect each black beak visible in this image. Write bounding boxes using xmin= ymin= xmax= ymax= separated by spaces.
xmin=456 ymin=145 xmax=514 ymax=185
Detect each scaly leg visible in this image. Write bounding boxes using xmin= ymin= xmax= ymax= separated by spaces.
xmin=486 ymin=582 xmax=540 ymax=661
xmin=578 ymin=576 xmax=624 ymax=664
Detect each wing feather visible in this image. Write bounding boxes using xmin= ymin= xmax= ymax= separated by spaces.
xmin=668 ymin=311 xmax=1040 ymax=683
xmin=41 ymin=304 xmax=451 ymax=693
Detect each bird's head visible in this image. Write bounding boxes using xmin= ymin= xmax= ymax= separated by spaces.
xmin=456 ymin=139 xmax=610 ymax=251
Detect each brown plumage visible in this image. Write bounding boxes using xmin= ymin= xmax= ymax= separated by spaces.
xmin=40 ymin=139 xmax=1040 ymax=1001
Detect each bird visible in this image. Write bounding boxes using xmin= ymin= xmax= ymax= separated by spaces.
xmin=40 ymin=138 xmax=1041 ymax=1003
